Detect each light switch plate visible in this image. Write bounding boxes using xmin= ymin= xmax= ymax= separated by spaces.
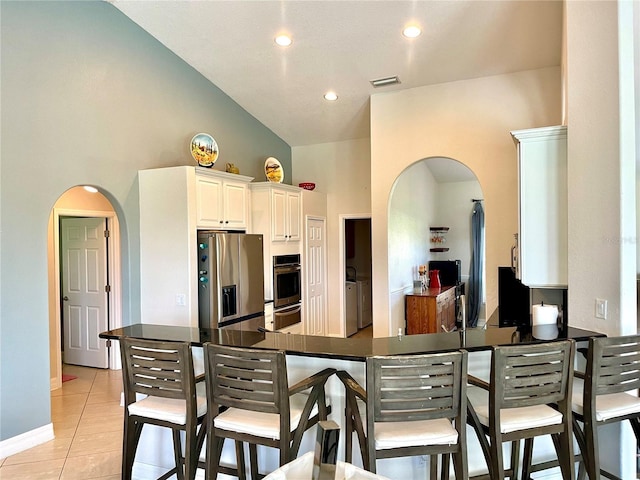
xmin=595 ymin=298 xmax=607 ymax=319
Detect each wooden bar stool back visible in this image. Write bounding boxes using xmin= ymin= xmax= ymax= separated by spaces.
xmin=203 ymin=343 xmax=336 ymax=479
xmin=120 ymin=337 xmax=207 ymax=480
xmin=572 ymin=334 xmax=640 ymax=480
xmin=466 ymin=340 xmax=575 ymax=480
xmin=338 ymin=350 xmax=468 ymax=479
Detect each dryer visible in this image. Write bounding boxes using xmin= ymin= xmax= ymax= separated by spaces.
xmin=345 ymin=281 xmax=358 ymax=336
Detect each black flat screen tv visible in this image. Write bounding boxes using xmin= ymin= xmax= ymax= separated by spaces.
xmin=428 ymin=260 xmax=461 ymax=287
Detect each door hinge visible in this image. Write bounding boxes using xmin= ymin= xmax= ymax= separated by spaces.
xmin=104 ymin=229 xmax=110 ymax=238
xmin=106 ymin=339 xmax=112 ymax=348
xmin=105 ymin=285 xmax=111 ymax=293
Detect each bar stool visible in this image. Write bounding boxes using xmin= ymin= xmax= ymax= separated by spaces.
xmin=337 ymin=350 xmax=468 ymax=479
xmin=572 ymin=334 xmax=640 ymax=479
xmin=466 ymin=340 xmax=575 ymax=480
xmin=120 ymin=337 xmax=207 ymax=480
xmin=203 ymin=343 xmax=336 ymax=479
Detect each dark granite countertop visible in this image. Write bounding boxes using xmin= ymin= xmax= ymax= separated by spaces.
xmin=100 ymin=324 xmax=604 ymax=362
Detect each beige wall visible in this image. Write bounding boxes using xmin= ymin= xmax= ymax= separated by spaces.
xmin=565 ymin=2 xmax=637 ymax=475
xmin=371 ymin=67 xmax=562 ymax=337
xmin=292 ymin=138 xmax=371 ymax=335
xmin=566 ymin=0 xmax=636 ymax=338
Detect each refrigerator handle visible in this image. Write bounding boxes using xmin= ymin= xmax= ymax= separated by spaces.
xmin=511 ymin=234 xmax=518 ymax=274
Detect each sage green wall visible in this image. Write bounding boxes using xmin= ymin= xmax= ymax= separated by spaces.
xmin=0 ymin=1 xmax=290 ymax=441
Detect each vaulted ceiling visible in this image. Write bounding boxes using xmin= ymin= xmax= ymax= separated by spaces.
xmin=111 ymin=0 xmax=563 ymax=148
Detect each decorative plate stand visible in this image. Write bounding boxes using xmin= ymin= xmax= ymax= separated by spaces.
xmin=190 ymin=133 xmax=219 ymax=168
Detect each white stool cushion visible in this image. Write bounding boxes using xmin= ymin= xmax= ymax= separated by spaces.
xmin=374 ymin=418 xmax=458 ymax=450
xmin=214 ymin=392 xmax=326 ymax=440
xmin=128 ymin=381 xmax=207 ymax=425
xmin=467 ymin=385 xmax=563 ymax=434
xmin=572 ymin=377 xmax=640 ymax=422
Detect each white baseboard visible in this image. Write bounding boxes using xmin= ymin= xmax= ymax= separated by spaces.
xmin=0 ymin=423 xmax=54 ymax=459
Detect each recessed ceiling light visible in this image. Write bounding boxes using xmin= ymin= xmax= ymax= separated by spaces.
xmin=275 ymin=34 xmax=292 ymax=47
xmin=83 ymin=186 xmax=98 ymax=193
xmin=403 ymin=25 xmax=421 ymax=38
xmin=324 ymin=91 xmax=338 ymax=101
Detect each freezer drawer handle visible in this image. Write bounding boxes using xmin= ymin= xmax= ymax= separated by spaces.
xmin=274 ymin=304 xmax=302 ymax=330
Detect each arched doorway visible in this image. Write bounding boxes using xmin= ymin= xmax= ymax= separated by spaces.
xmin=48 ymin=186 xmax=122 ymax=390
xmin=387 ymin=156 xmax=485 ymax=330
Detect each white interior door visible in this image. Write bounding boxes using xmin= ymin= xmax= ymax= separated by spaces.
xmin=305 ymin=217 xmax=326 ymax=335
xmin=61 ymin=217 xmax=109 ymax=368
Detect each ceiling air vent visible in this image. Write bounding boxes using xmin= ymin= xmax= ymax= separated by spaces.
xmin=370 ymin=76 xmax=401 ymax=88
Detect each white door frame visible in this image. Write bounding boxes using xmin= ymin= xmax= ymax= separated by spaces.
xmin=339 ymin=213 xmax=371 ymax=338
xmin=52 ymin=208 xmax=122 ymax=387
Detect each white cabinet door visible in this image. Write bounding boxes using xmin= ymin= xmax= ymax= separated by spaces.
xmin=196 ymin=173 xmax=250 ymax=230
xmin=512 ymin=125 xmax=567 ymax=287
xmin=196 ymin=175 xmax=224 ymax=228
xmin=264 ymin=302 xmax=274 ymax=331
xmin=272 ymin=189 xmax=287 ymax=241
xmin=286 ymin=191 xmax=301 ymax=241
xmin=270 ymin=188 xmax=300 ymax=242
xmin=223 ymin=180 xmax=248 ymax=230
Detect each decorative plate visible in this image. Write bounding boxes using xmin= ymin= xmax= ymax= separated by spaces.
xmin=264 ymin=157 xmax=284 ymax=183
xmin=190 ymin=133 xmax=219 ymax=167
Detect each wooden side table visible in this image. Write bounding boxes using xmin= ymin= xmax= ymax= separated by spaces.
xmin=405 ymin=286 xmax=456 ymax=334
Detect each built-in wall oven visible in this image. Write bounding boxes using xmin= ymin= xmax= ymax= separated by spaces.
xmin=273 ymin=254 xmax=301 ymax=308
xmin=273 ymin=254 xmax=302 ymax=330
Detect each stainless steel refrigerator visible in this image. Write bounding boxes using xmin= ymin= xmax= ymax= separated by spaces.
xmin=197 ymin=232 xmax=265 ymax=330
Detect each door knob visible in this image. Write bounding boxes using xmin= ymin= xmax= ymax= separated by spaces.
xmin=63 ymin=296 xmax=69 ymax=301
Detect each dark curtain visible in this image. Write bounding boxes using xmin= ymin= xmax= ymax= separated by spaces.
xmin=468 ymin=201 xmax=484 ymax=327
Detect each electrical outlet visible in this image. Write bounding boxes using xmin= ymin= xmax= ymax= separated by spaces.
xmin=595 ymin=298 xmax=607 ymax=319
xmin=176 ymin=294 xmax=186 ymax=306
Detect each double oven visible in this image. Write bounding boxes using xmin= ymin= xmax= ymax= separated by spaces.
xmin=272 ymin=254 xmax=302 ymax=330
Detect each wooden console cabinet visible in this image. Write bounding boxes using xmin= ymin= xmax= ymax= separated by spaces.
xmin=405 ymin=286 xmax=456 ymax=334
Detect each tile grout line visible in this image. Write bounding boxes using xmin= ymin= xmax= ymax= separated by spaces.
xmin=58 ymin=367 xmax=96 ymax=479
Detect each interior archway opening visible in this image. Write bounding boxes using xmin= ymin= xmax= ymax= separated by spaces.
xmin=47 ymin=185 xmax=122 ymax=390
xmin=387 ymin=156 xmax=485 ymax=331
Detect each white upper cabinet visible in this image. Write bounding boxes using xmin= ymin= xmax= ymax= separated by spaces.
xmin=195 ymin=170 xmax=251 ymax=230
xmin=251 ymin=183 xmax=301 ymax=243
xmin=138 ymin=166 xmax=253 ymax=328
xmin=511 ymin=125 xmax=567 ymax=288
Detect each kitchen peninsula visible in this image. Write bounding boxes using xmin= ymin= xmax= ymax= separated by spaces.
xmin=100 ymin=324 xmax=603 ymax=478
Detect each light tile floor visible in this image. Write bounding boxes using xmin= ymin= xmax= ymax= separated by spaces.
xmin=0 ymin=364 xmax=124 ymax=480
xmin=349 ymin=325 xmax=372 ymax=339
